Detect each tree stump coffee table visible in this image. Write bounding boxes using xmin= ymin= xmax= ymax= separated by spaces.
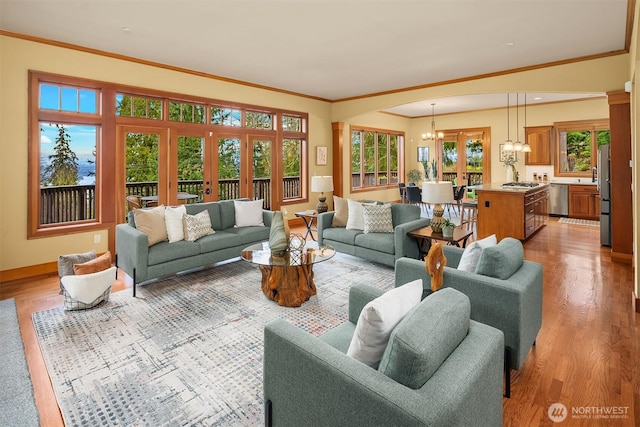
xmin=241 ymin=241 xmax=335 ymax=307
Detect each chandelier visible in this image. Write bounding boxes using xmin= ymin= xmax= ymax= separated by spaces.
xmin=504 ymin=93 xmax=532 ymax=157
xmin=421 ymin=103 xmax=444 ymax=142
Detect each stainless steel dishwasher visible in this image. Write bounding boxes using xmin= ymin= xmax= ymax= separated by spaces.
xmin=549 ymin=183 xmax=568 ymax=216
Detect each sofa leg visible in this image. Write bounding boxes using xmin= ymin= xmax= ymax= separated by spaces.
xmin=504 ymin=347 xmax=511 ymax=398
xmin=133 ymin=268 xmax=137 ymax=298
xmin=265 ymin=399 xmax=272 ymax=427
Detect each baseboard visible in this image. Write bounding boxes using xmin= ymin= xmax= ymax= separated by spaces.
xmin=611 ymin=251 xmax=633 ymax=264
xmin=0 ymin=261 xmax=58 ymax=283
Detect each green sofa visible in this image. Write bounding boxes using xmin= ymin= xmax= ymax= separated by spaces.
xmin=263 ymin=285 xmax=504 ymax=426
xmin=394 ymin=237 xmax=543 ymax=397
xmin=317 ymin=203 xmax=430 ymax=266
xmin=115 ymin=199 xmax=272 ymax=296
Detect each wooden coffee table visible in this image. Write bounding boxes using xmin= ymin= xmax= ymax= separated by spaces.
xmin=241 ymin=241 xmax=335 ymax=307
xmin=408 ymin=226 xmax=473 ymax=260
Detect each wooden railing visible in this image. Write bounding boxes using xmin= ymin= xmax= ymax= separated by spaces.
xmin=441 ymin=172 xmax=483 ymax=186
xmin=41 ymin=176 xmax=303 ymax=224
xmin=351 ymin=172 xmax=400 ymax=188
xmin=40 ymin=185 xmax=96 ymax=224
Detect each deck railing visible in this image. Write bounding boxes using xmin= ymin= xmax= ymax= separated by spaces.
xmin=41 ymin=176 xmax=303 ymax=224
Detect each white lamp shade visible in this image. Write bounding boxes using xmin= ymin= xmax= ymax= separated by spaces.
xmin=311 ymin=176 xmax=334 ymax=192
xmin=422 ymin=181 xmax=454 ymax=204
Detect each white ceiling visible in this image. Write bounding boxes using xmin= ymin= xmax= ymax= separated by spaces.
xmin=0 ymin=0 xmax=630 ymax=115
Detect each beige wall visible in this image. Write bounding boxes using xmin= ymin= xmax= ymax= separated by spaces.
xmin=0 ymin=35 xmax=331 ymax=271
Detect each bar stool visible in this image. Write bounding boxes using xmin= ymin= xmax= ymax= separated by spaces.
xmin=461 ymin=200 xmax=478 ymax=232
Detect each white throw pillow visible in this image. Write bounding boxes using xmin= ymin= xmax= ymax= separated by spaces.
xmin=347 ymin=279 xmax=423 ymax=368
xmin=346 ymin=200 xmax=376 ymax=231
xmin=457 ymin=234 xmax=497 ymax=272
xmin=234 ymin=199 xmax=265 ymax=227
xmin=165 ymin=205 xmax=187 ymax=243
xmin=61 ymin=266 xmax=116 ymax=305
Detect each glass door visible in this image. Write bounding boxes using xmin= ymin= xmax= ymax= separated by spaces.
xmin=251 ymin=136 xmax=273 ymax=209
xmin=437 ymin=129 xmax=489 ymax=186
xmin=173 ymin=131 xmax=208 ymax=205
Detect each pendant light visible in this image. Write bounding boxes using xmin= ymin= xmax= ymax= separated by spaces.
xmin=513 ymin=93 xmax=523 ymax=151
xmin=522 ymin=93 xmax=532 ymax=153
xmin=504 ymin=94 xmax=514 ymax=151
xmin=421 ymin=103 xmax=444 ymax=142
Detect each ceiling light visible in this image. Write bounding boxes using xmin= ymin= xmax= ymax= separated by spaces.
xmin=422 ymin=103 xmax=444 ymax=142
xmin=504 ymin=93 xmax=514 ymax=151
xmin=121 ymin=27 xmax=131 ymax=32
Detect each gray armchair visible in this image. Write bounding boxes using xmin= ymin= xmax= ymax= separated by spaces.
xmin=263 ymin=285 xmax=504 ymax=426
xmin=394 ymin=237 xmax=543 ymax=397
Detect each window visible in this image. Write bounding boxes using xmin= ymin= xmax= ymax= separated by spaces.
xmin=30 ymin=71 xmax=309 ymax=238
xmin=350 ymin=127 xmax=403 ymax=190
xmin=30 ymin=75 xmax=104 ymax=238
xmin=554 ymin=119 xmax=610 ymax=177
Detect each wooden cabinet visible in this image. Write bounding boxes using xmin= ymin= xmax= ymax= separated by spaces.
xmin=524 ymin=126 xmax=553 ymax=165
xmin=568 ymin=185 xmax=599 ymax=220
xmin=477 ymin=185 xmax=549 ymax=241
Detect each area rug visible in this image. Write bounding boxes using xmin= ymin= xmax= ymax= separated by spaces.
xmin=558 ymin=217 xmax=600 ymax=227
xmin=0 ymin=299 xmax=40 ymax=426
xmin=32 ymin=254 xmax=395 ymax=426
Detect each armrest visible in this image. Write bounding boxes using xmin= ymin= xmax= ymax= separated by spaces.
xmin=115 ymin=224 xmax=149 ymax=283
xmin=394 ymin=217 xmax=431 ymax=260
xmin=263 ymin=319 xmax=504 ymax=426
xmin=348 ymin=284 xmax=385 ymax=324
xmin=262 ymin=210 xmax=273 ymax=227
xmin=316 ymin=211 xmax=335 ymax=245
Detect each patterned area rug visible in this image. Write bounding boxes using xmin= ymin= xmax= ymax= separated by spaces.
xmin=558 ymin=217 xmax=600 ymax=227
xmin=33 ymin=254 xmax=395 ymax=426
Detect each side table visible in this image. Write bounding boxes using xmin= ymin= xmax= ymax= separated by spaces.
xmin=408 ymin=225 xmax=473 ymax=260
xmin=295 ymin=210 xmax=319 ymax=241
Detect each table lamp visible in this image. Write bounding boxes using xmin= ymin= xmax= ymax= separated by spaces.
xmin=311 ymin=176 xmax=334 ymax=213
xmin=422 ymin=181 xmax=454 ymax=233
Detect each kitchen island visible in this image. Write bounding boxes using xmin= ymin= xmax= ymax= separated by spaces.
xmin=475 ymin=182 xmax=549 ymax=241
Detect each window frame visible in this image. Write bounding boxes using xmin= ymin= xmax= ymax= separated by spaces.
xmin=349 ymin=125 xmax=404 ymax=192
xmin=553 ymin=118 xmax=610 ymax=178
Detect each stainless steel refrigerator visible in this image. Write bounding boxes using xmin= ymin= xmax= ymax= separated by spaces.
xmin=598 ymin=144 xmax=611 ymax=246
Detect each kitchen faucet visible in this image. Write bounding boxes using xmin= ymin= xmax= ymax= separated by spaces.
xmin=592 ymin=166 xmax=597 ymax=183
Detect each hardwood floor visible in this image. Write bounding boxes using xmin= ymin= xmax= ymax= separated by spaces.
xmin=1 ymin=219 xmax=638 ymax=426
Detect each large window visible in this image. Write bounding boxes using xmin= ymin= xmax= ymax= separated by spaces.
xmin=29 ymin=71 xmax=309 ymax=238
xmin=350 ymin=127 xmax=403 ymax=190
xmin=554 ymin=119 xmax=610 ymax=177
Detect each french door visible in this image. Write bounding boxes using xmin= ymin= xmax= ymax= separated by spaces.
xmin=437 ymin=128 xmax=491 ymax=186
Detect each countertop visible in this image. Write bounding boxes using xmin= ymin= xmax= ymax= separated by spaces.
xmin=474 ymin=182 xmax=549 ymax=193
xmin=549 ymin=180 xmax=597 ymax=186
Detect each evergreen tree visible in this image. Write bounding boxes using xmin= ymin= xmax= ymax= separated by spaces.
xmin=42 ymin=124 xmax=79 ymax=186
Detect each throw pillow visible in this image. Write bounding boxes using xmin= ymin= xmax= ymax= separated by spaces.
xmin=165 ymin=205 xmax=187 ymax=243
xmin=234 ymin=199 xmax=265 ymax=227
xmin=183 ymin=210 xmax=215 ymax=242
xmin=61 ymin=266 xmax=116 ymax=310
xmin=457 ymin=234 xmax=497 ymax=272
xmin=346 ymin=199 xmax=376 ymax=231
xmin=73 ymin=251 xmax=112 ymax=275
xmin=331 ymin=195 xmax=349 ymax=227
xmin=475 ymin=237 xmax=524 ymax=279
xmin=362 ymin=203 xmax=394 ymax=233
xmin=57 ymin=250 xmax=97 ymax=294
xmin=133 ymin=206 xmax=168 ymax=246
xmin=346 ymin=279 xmax=423 ymax=368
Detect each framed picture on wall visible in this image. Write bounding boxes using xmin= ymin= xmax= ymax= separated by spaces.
xmin=417 ymin=147 xmax=429 ymax=162
xmin=499 ymin=144 xmax=516 ymax=162
xmin=316 ymin=146 xmax=328 ymax=165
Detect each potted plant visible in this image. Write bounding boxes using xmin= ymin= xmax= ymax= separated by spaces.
xmin=421 ymin=161 xmax=430 ymax=180
xmin=430 ymin=159 xmax=438 ymax=182
xmin=406 ymin=169 xmax=423 ymax=185
xmin=441 ymin=218 xmax=456 ymax=238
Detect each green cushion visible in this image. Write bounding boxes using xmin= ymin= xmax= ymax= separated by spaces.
xmin=186 ymin=202 xmax=222 ymax=230
xmin=323 ymin=227 xmax=362 ymax=245
xmin=197 ymin=231 xmax=243 ymax=252
xmin=377 ymin=288 xmax=471 ymax=389
xmin=475 ymin=237 xmax=524 ymax=280
xmin=355 ymin=233 xmax=395 ymax=255
xmin=390 ymin=203 xmax=421 ymax=226
xmin=147 ymin=240 xmax=200 ymax=266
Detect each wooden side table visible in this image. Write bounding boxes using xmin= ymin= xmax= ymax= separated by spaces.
xmin=295 ymin=210 xmax=319 ymax=241
xmin=408 ymin=226 xmax=473 ymax=259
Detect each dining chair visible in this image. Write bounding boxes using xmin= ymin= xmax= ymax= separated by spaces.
xmin=405 ymin=185 xmax=427 ymax=214
xmin=398 ymin=182 xmax=407 ymax=203
xmin=452 ymin=185 xmax=466 ymax=215
xmin=126 ymin=195 xmax=142 ymax=211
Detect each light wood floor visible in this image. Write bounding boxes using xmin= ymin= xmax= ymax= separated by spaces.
xmin=1 ymin=219 xmax=638 ymax=426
